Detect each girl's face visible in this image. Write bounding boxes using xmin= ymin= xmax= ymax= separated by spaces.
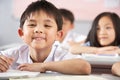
xmin=18 ymin=11 xmax=61 ymax=50
xmin=97 ymin=16 xmax=115 ymax=46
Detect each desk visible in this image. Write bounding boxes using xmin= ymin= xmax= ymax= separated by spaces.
xmin=0 ymin=70 xmax=120 ymax=80
xmin=8 ymin=73 xmax=120 ymax=80
xmin=0 ymin=65 xmax=120 ymax=80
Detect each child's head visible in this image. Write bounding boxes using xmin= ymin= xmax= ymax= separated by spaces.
xmin=86 ymin=12 xmax=120 ymax=47
xmin=59 ymin=8 xmax=74 ymax=24
xmin=18 ymin=0 xmax=63 ymax=50
xmin=59 ymin=8 xmax=74 ymax=42
xmin=20 ymin=0 xmax=62 ymax=31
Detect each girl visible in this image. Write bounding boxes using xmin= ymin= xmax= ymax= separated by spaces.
xmin=69 ymin=12 xmax=120 ymax=54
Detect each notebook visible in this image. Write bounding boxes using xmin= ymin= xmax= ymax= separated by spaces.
xmin=0 ymin=70 xmax=40 ymax=79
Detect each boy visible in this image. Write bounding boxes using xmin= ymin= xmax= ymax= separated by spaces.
xmin=0 ymin=0 xmax=91 ymax=74
xmin=58 ymin=8 xmax=86 ymax=50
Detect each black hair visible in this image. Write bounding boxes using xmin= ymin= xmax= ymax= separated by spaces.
xmin=85 ymin=12 xmax=120 ymax=47
xmin=59 ymin=8 xmax=74 ymax=24
xmin=20 ymin=0 xmax=63 ymax=31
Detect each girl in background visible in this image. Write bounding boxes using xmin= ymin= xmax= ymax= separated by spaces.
xmin=69 ymin=11 xmax=120 ymax=76
xmin=69 ymin=12 xmax=120 ymax=55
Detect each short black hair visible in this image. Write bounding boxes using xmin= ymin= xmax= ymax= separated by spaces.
xmin=20 ymin=0 xmax=63 ymax=31
xmin=59 ymin=8 xmax=74 ymax=24
xmin=85 ymin=12 xmax=120 ymax=47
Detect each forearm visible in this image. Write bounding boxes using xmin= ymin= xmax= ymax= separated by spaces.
xmin=78 ymin=46 xmax=98 ymax=54
xmin=70 ymin=45 xmax=98 ymax=54
xmin=43 ymin=59 xmax=91 ymax=75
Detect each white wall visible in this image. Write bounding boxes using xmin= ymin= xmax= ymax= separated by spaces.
xmin=0 ymin=0 xmax=22 ymax=46
xmin=74 ymin=21 xmax=91 ymax=35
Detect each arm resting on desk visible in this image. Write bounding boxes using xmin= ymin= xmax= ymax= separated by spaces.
xmin=69 ymin=46 xmax=119 ymax=54
xmin=44 ymin=58 xmax=91 ymax=75
xmin=18 ymin=59 xmax=91 ymax=75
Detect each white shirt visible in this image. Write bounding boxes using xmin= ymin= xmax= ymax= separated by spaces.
xmin=0 ymin=41 xmax=81 ymax=69
xmin=62 ymin=30 xmax=86 ymax=44
xmin=61 ymin=30 xmax=86 ymax=50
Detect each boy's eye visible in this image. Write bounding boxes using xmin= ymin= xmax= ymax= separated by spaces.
xmin=44 ymin=24 xmax=51 ymax=28
xmin=28 ymin=24 xmax=36 ymax=27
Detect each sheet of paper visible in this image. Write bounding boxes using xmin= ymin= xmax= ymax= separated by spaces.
xmin=9 ymin=75 xmax=108 ymax=80
xmin=0 ymin=70 xmax=40 ymax=79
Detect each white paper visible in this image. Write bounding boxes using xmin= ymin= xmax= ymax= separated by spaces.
xmin=0 ymin=70 xmax=40 ymax=79
xmin=9 ymin=75 xmax=108 ymax=80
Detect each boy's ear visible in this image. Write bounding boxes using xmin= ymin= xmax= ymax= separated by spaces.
xmin=56 ymin=30 xmax=63 ymax=41
xmin=18 ymin=28 xmax=23 ymax=37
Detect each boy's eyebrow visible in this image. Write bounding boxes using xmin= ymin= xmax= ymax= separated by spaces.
xmin=27 ymin=19 xmax=36 ymax=22
xmin=44 ymin=19 xmax=54 ymax=23
xmin=26 ymin=18 xmax=54 ymax=23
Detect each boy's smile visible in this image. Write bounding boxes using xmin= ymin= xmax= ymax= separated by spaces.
xmin=32 ymin=34 xmax=46 ymax=42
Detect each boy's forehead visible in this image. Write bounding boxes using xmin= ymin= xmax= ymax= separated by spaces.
xmin=27 ymin=10 xmax=55 ymax=20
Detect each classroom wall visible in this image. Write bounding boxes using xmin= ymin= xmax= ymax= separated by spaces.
xmin=0 ymin=0 xmax=22 ymax=46
xmin=0 ymin=0 xmax=91 ymax=46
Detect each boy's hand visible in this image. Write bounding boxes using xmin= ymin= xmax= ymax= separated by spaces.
xmin=18 ymin=63 xmax=46 ymax=73
xmin=0 ymin=55 xmax=14 ymax=72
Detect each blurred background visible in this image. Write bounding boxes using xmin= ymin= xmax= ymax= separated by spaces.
xmin=0 ymin=0 xmax=120 ymax=46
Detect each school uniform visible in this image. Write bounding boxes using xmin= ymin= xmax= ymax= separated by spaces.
xmin=62 ymin=30 xmax=86 ymax=44
xmin=83 ymin=41 xmax=90 ymax=46
xmin=0 ymin=41 xmax=81 ymax=70
xmin=61 ymin=30 xmax=86 ymax=50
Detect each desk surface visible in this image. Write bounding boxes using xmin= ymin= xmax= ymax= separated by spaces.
xmin=0 ymin=70 xmax=120 ymax=80
xmin=8 ymin=73 xmax=120 ymax=80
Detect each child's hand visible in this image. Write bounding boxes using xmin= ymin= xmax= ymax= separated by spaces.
xmin=18 ymin=63 xmax=46 ymax=73
xmin=96 ymin=46 xmax=119 ymax=54
xmin=112 ymin=62 xmax=120 ymax=76
xmin=0 ymin=55 xmax=14 ymax=72
xmin=68 ymin=40 xmax=84 ymax=46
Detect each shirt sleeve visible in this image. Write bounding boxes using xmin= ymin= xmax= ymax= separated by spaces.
xmin=82 ymin=41 xmax=90 ymax=46
xmin=54 ymin=45 xmax=82 ymax=61
xmin=61 ymin=52 xmax=82 ymax=60
xmin=0 ymin=47 xmax=19 ymax=58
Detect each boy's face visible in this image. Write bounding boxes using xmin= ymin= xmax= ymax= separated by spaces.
xmin=18 ymin=11 xmax=61 ymax=50
xmin=62 ymin=17 xmax=73 ymax=40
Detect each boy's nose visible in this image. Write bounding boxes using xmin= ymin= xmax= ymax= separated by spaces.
xmin=34 ymin=30 xmax=43 ymax=33
xmin=34 ymin=28 xmax=43 ymax=33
